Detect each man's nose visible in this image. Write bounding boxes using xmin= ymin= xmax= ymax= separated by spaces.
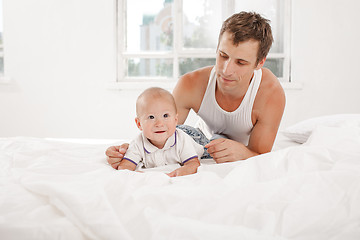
xmin=223 ymin=60 xmax=235 ymax=76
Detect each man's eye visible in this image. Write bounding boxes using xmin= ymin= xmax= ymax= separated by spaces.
xmin=163 ymin=113 xmax=169 ymax=118
xmin=219 ymin=53 xmax=228 ymax=58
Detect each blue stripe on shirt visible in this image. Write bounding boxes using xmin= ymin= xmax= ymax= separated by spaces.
xmin=122 ymin=157 xmax=138 ymax=166
xmin=182 ymin=155 xmax=198 ymax=164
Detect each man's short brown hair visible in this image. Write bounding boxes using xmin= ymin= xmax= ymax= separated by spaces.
xmin=218 ymin=11 xmax=274 ymax=65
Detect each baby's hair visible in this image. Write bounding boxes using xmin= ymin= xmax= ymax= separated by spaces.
xmin=136 ymin=87 xmax=177 ymax=117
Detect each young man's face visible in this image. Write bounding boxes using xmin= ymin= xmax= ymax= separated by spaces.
xmin=135 ymin=96 xmax=178 ymax=149
xmin=215 ymin=31 xmax=265 ymax=91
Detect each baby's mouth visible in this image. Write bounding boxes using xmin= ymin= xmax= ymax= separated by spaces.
xmin=155 ymin=131 xmax=166 ymax=134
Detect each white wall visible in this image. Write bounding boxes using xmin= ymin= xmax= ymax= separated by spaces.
xmin=283 ymin=0 xmax=360 ymax=129
xmin=0 ymin=0 xmax=360 ymax=139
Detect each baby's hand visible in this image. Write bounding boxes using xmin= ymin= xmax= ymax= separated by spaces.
xmin=167 ymin=167 xmax=186 ymax=177
xmin=167 ymin=159 xmax=200 ymax=177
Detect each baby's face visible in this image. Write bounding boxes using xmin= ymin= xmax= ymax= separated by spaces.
xmin=136 ymin=97 xmax=178 ymax=149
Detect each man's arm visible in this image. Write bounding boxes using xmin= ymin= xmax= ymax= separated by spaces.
xmin=247 ymin=69 xmax=286 ymax=155
xmin=173 ymin=66 xmax=212 ymax=124
xmin=247 ymin=93 xmax=285 ymax=155
xmin=206 ymin=69 xmax=285 ymax=162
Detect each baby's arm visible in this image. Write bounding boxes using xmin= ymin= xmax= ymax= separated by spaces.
xmin=167 ymin=157 xmax=200 ymax=177
xmin=117 ymin=159 xmax=137 ymax=171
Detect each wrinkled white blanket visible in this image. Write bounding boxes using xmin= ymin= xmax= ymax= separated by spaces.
xmin=1 ymin=126 xmax=360 ymax=240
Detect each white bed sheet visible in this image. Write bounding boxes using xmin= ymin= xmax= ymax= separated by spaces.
xmin=272 ymin=132 xmax=301 ymax=151
xmin=1 ymin=125 xmax=360 ymax=240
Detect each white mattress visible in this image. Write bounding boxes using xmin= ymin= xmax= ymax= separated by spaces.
xmin=1 ymin=125 xmax=360 ymax=240
xmin=272 ymin=132 xmax=301 ymax=151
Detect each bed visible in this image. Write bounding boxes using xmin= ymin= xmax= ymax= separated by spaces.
xmin=1 ymin=115 xmax=360 ymax=240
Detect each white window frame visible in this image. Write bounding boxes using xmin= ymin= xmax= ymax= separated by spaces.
xmin=111 ymin=0 xmax=295 ymax=90
xmin=0 ymin=0 xmax=6 ymax=84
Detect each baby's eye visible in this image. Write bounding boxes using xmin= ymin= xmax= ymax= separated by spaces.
xmin=148 ymin=115 xmax=155 ymax=119
xmin=163 ymin=113 xmax=169 ymax=118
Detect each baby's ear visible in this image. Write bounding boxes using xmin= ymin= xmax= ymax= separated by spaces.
xmin=135 ymin=117 xmax=142 ymax=131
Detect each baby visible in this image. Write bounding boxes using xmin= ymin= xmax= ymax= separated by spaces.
xmin=117 ymin=87 xmax=204 ymax=177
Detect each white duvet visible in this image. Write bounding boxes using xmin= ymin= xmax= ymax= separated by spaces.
xmin=1 ymin=125 xmax=360 ymax=240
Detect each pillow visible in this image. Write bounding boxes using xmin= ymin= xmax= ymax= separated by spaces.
xmin=282 ymin=114 xmax=360 ymax=144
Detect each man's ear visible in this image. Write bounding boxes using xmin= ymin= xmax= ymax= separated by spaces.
xmin=135 ymin=117 xmax=142 ymax=131
xmin=255 ymin=57 xmax=266 ymax=70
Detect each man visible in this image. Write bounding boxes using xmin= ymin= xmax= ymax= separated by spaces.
xmin=107 ymin=11 xmax=285 ymax=168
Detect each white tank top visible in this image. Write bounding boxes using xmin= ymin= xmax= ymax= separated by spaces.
xmin=197 ymin=67 xmax=262 ymax=145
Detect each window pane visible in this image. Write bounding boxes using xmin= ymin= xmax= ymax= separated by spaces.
xmin=263 ymin=58 xmax=283 ymax=78
xmin=179 ymin=58 xmax=215 ymax=76
xmin=120 ymin=0 xmax=289 ymax=83
xmin=234 ymin=0 xmax=283 ymax=53
xmin=126 ymin=0 xmax=174 ymax=52
xmin=126 ymin=58 xmax=173 ymax=77
xmin=0 ymin=0 xmax=3 ymax=75
xmin=0 ymin=57 xmax=3 ymax=74
xmin=0 ymin=0 xmax=2 ymax=44
xmin=182 ymin=0 xmax=222 ymax=49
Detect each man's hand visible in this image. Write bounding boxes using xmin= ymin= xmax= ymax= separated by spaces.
xmin=205 ymin=138 xmax=258 ymax=163
xmin=105 ymin=143 xmax=129 ymax=169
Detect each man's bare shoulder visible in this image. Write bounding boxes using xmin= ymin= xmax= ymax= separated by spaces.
xmin=253 ymin=68 xmax=285 ymax=120
xmin=260 ymin=67 xmax=285 ymax=99
xmin=174 ymin=66 xmax=213 ymax=101
xmin=178 ymin=66 xmax=213 ymax=90
xmin=173 ymin=66 xmax=213 ymax=114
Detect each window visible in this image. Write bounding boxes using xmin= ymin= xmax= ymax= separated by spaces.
xmin=116 ymin=0 xmax=291 ymax=88
xmin=0 ymin=0 xmax=3 ymax=77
